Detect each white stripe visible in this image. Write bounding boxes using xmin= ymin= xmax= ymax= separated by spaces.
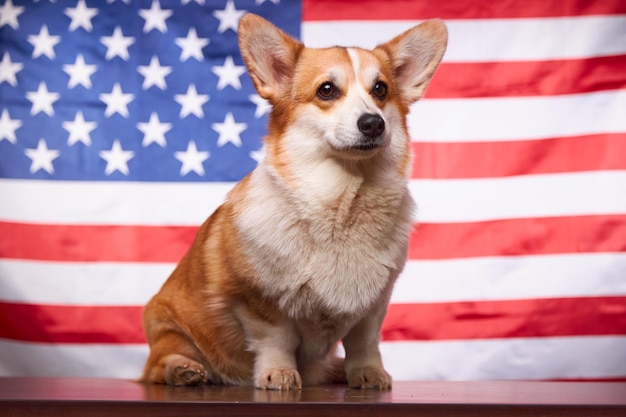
xmin=409 ymin=90 xmax=626 ymax=142
xmin=1 ymin=337 xmax=624 ymax=380
xmin=411 ymin=171 xmax=626 ymax=222
xmin=3 ymin=253 xmax=625 ymax=305
xmin=381 ymin=336 xmax=626 ymax=380
xmin=392 ymin=253 xmax=626 ymax=303
xmin=0 ymin=341 xmax=148 ymax=379
xmin=0 ymin=260 xmax=173 ymax=305
xmin=0 ymin=179 xmax=232 ymax=226
xmin=1 ymin=171 xmax=625 ymax=225
xmin=302 ymin=16 xmax=626 ymax=61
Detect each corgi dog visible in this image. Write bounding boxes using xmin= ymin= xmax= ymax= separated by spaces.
xmin=140 ymin=14 xmax=447 ymax=390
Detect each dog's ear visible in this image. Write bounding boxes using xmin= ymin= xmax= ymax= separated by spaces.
xmin=375 ymin=19 xmax=447 ymax=105
xmin=238 ymin=14 xmax=303 ymax=103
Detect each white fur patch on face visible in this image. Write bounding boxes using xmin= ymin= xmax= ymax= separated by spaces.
xmin=347 ymin=48 xmax=369 ymax=105
xmin=347 ymin=49 xmax=361 ymax=83
xmin=347 ymin=48 xmax=381 ymax=109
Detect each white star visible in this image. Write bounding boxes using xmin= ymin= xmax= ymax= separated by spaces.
xmin=139 ymin=0 xmax=172 ymax=33
xmin=25 ymin=139 xmax=60 ymax=174
xmin=63 ymin=54 xmax=97 ymax=89
xmin=99 ymin=83 xmax=135 ymax=117
xmin=137 ymin=56 xmax=172 ymax=90
xmin=249 ymin=94 xmax=272 ymax=118
xmin=175 ymin=28 xmax=209 ymax=62
xmin=213 ymin=0 xmax=245 ymax=34
xmin=182 ymin=0 xmax=205 ymax=4
xmin=100 ymin=26 xmax=135 ymax=60
xmin=28 ymin=25 xmax=61 ymax=59
xmin=137 ymin=112 xmax=171 ymax=147
xmin=62 ymin=111 xmax=97 ymax=146
xmin=0 ymin=0 xmax=25 ymax=30
xmin=0 ymin=52 xmax=23 ymax=86
xmin=26 ymin=82 xmax=60 ymax=116
xmin=212 ymin=55 xmax=246 ymax=90
xmin=249 ymin=148 xmax=265 ymax=163
xmin=174 ymin=84 xmax=209 ymax=118
xmin=0 ymin=109 xmax=22 ymax=144
xmin=99 ymin=139 xmax=134 ymax=175
xmin=212 ymin=112 xmax=247 ymax=147
xmin=174 ymin=141 xmax=209 ymax=176
xmin=65 ymin=0 xmax=98 ymax=32
xmin=106 ymin=0 xmax=131 ymax=3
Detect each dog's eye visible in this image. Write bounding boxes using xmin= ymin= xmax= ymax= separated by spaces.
xmin=372 ymin=81 xmax=387 ymax=100
xmin=317 ymin=82 xmax=338 ymax=100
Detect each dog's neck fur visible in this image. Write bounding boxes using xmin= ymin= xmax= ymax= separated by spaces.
xmin=260 ymin=141 xmax=408 ymax=227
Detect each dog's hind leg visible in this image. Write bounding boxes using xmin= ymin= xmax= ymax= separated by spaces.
xmin=161 ymin=353 xmax=209 ymax=386
xmin=140 ymin=332 xmax=210 ymax=386
xmin=298 ymin=349 xmax=347 ymax=385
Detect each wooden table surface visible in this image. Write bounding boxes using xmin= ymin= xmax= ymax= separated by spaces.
xmin=1 ymin=378 xmax=625 ymax=416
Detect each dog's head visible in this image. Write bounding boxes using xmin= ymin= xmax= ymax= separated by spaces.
xmin=238 ymin=14 xmax=447 ymax=175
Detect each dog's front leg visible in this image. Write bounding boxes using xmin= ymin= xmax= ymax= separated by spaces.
xmin=236 ymin=306 xmax=302 ymax=390
xmin=254 ymin=331 xmax=302 ymax=391
xmin=343 ymin=296 xmax=392 ymax=390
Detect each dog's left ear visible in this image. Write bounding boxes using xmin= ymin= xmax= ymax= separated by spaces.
xmin=375 ymin=19 xmax=448 ymax=105
xmin=238 ymin=14 xmax=304 ymax=103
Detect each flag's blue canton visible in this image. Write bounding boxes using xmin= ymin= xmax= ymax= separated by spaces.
xmin=0 ymin=0 xmax=301 ymax=182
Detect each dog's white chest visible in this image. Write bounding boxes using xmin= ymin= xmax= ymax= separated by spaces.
xmin=236 ymin=168 xmax=412 ymax=318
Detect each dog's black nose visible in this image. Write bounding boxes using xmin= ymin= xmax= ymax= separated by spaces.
xmin=357 ymin=113 xmax=385 ymax=138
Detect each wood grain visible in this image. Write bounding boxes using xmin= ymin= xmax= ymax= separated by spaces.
xmin=1 ymin=378 xmax=625 ymax=416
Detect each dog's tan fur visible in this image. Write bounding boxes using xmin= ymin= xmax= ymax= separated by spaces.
xmin=140 ymin=14 xmax=447 ymax=390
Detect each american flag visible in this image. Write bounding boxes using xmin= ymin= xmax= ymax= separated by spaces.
xmin=1 ymin=0 xmax=625 ymax=381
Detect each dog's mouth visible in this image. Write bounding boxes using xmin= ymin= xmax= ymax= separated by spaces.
xmin=351 ymin=142 xmax=380 ymax=152
xmin=326 ymin=131 xmax=386 ymax=157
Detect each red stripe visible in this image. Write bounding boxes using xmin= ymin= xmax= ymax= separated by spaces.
xmin=0 ymin=222 xmax=196 ymax=263
xmin=2 ymin=215 xmax=625 ymax=263
xmin=410 ymin=215 xmax=626 ymax=260
xmin=548 ymin=378 xmax=626 ymax=382
xmin=303 ymin=0 xmax=626 ymax=20
xmin=0 ymin=302 xmax=145 ymax=344
xmin=411 ymin=134 xmax=626 ymax=179
xmin=1 ymin=296 xmax=624 ymax=344
xmin=425 ymin=56 xmax=626 ymax=99
xmin=382 ymin=296 xmax=626 ymax=341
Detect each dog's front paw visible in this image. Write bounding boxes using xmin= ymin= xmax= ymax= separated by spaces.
xmin=348 ymin=366 xmax=392 ymax=390
xmin=255 ymin=368 xmax=302 ymax=390
xmin=163 ymin=354 xmax=209 ymax=386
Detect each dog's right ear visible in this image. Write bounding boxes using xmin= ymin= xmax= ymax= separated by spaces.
xmin=238 ymin=14 xmax=303 ymax=103
xmin=375 ymin=19 xmax=448 ymax=106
